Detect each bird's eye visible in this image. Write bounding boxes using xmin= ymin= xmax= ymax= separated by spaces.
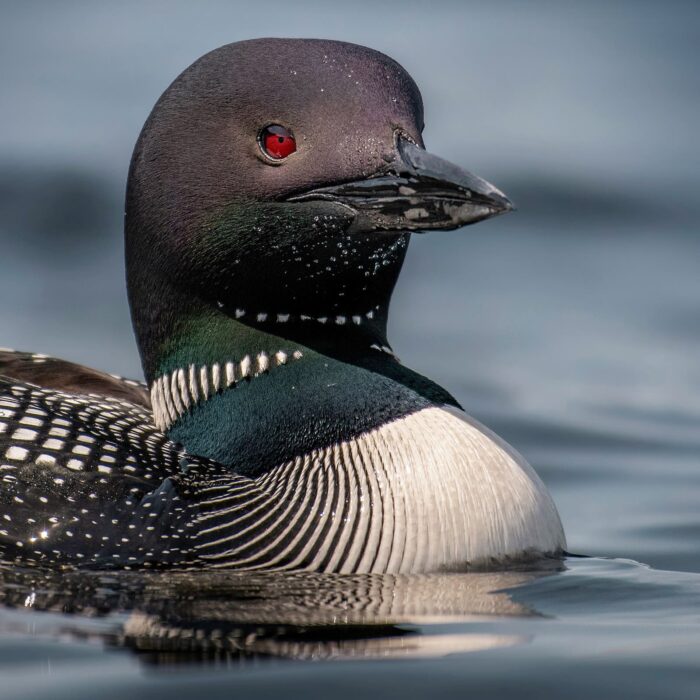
xmin=259 ymin=124 xmax=296 ymax=160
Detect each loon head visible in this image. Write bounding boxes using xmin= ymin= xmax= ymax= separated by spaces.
xmin=126 ymin=38 xmax=512 ymax=386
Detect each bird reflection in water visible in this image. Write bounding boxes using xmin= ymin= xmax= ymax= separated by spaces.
xmin=0 ymin=558 xmax=562 ymax=665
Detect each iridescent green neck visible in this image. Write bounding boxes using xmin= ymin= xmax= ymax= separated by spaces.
xmin=147 ymin=305 xmax=457 ymax=473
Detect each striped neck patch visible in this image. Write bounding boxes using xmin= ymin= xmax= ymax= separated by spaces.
xmin=150 ymin=350 xmax=303 ymax=431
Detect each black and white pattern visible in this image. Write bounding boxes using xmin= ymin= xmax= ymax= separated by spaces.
xmin=150 ymin=350 xmax=304 ymax=431
xmin=189 ymin=406 xmax=566 ymax=573
xmin=216 ymin=305 xmax=380 ymax=327
xmin=0 ymin=377 xmax=202 ymax=566
xmin=0 ymin=353 xmax=565 ymax=572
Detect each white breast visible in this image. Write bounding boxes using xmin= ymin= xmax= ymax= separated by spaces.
xmin=337 ymin=405 xmax=566 ymax=573
xmin=195 ymin=405 xmax=566 ymax=574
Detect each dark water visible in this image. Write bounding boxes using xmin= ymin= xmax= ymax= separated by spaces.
xmin=1 ymin=1 xmax=699 ymax=697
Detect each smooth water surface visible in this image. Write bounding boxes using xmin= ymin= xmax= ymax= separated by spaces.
xmin=0 ymin=557 xmax=699 ymax=699
xmin=0 ymin=1 xmax=699 ymax=697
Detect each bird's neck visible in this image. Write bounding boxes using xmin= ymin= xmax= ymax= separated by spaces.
xmin=145 ymin=299 xmax=457 ymax=473
xmin=149 ymin=292 xmax=394 ymax=383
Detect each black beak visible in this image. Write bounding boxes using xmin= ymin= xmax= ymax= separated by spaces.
xmin=287 ymin=137 xmax=513 ymax=233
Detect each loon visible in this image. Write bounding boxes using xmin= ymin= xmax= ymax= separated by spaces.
xmin=0 ymin=39 xmax=565 ymax=572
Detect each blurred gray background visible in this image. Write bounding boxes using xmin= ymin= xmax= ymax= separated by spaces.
xmin=1 ymin=0 xmax=699 ymax=569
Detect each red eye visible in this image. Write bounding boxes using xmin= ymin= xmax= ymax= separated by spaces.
xmin=259 ymin=124 xmax=296 ymax=160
